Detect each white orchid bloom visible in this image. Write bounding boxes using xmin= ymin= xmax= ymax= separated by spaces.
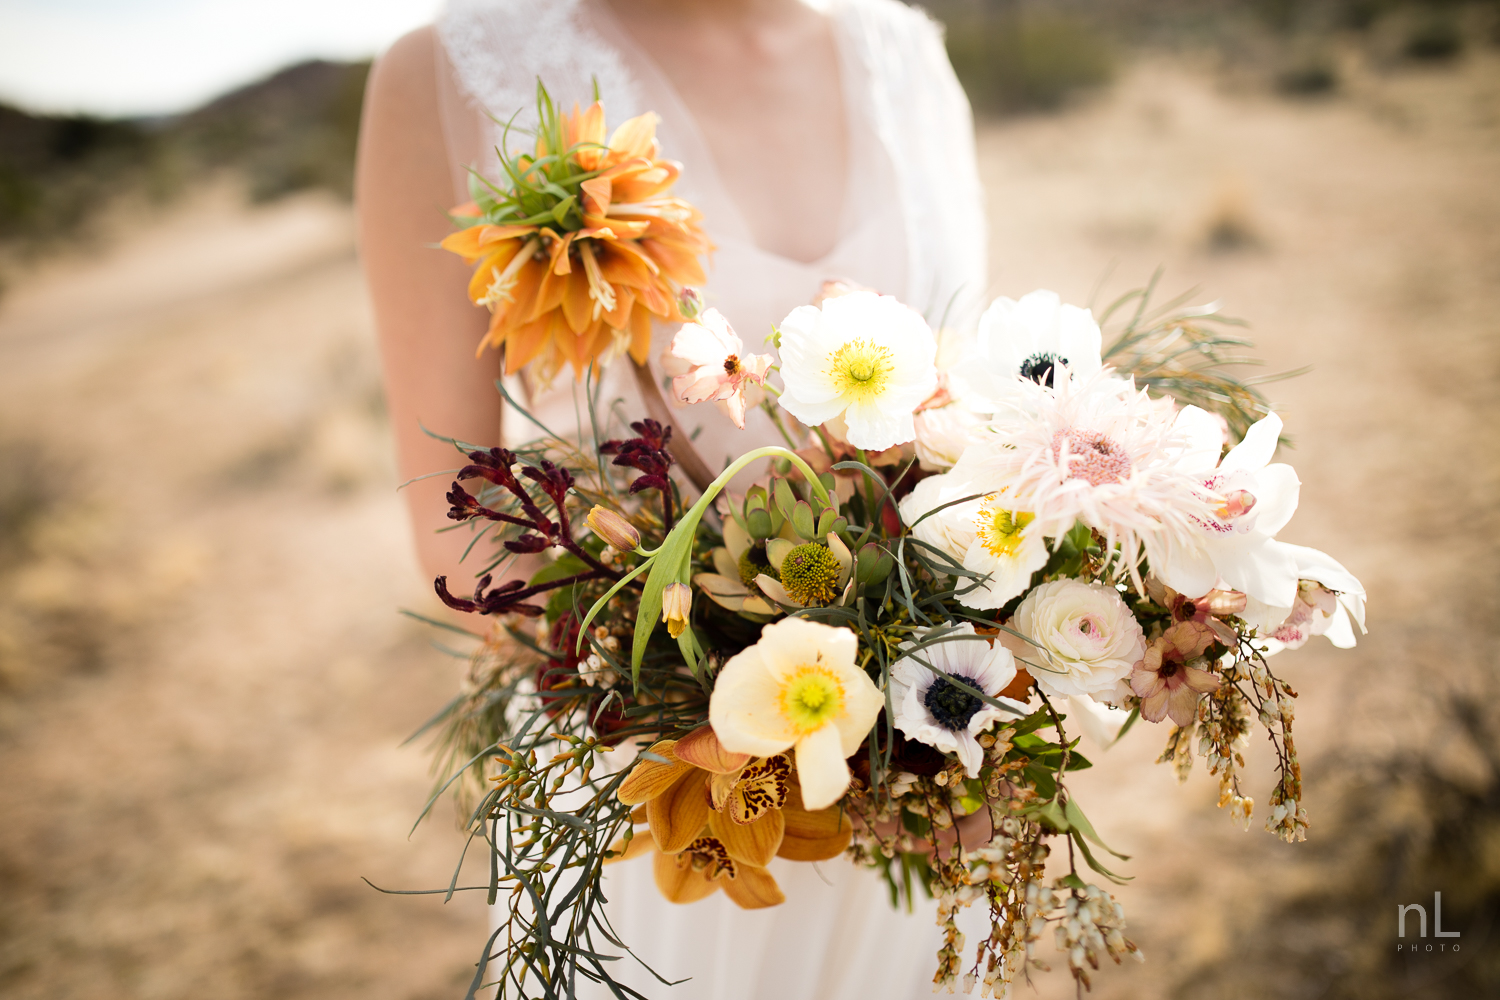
xmin=1150 ymin=411 xmax=1303 ymax=611
xmin=1245 ymin=542 xmax=1367 ymax=653
xmin=775 ymin=291 xmax=938 ymax=452
xmin=952 ymin=290 xmax=1104 ymax=413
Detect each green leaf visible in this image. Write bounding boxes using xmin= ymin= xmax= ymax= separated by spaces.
xmin=773 ymin=478 xmax=797 ymax=524
xmin=529 ymin=553 xmax=589 ymax=587
xmin=745 ymin=508 xmax=774 ymax=540
xmin=677 ymin=621 xmax=701 ymax=676
xmin=1110 ymin=706 xmax=1141 ymax=747
xmin=1008 ymin=709 xmax=1055 ymax=738
xmin=816 ymin=505 xmax=837 ymax=538
xmin=1022 ymin=763 xmax=1059 ymax=799
xmin=1064 ymin=798 xmax=1130 ymax=860
xmin=1071 ymin=830 xmax=1132 ymax=884
xmin=1066 ymin=751 xmax=1094 ymax=772
xmin=791 ymin=501 xmax=816 ymax=540
xmin=577 ymin=557 xmax=654 ymax=647
xmin=1058 ymin=873 xmax=1089 ymax=892
xmin=1030 ymin=798 xmax=1069 ymax=833
xmin=631 ymin=535 xmax=690 ymax=685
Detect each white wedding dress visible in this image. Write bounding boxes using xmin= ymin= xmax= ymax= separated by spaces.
xmin=431 ymin=1 xmax=989 ymax=995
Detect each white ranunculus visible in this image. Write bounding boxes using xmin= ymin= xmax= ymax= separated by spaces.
xmin=889 ymin=625 xmax=1027 ymax=777
xmin=898 ymin=473 xmax=977 ymax=565
xmin=913 ymin=404 xmax=985 ymax=471
xmin=1010 ymin=579 xmax=1146 ymax=700
xmin=952 ymin=290 xmax=1103 ymax=413
xmin=775 ymin=291 xmax=938 ymax=452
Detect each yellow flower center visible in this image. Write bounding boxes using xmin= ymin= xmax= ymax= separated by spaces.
xmin=778 ymin=543 xmax=841 ymax=605
xmin=975 ymin=496 xmax=1035 ymax=558
xmin=828 ymin=338 xmax=894 ymax=401
xmin=778 ymin=663 xmax=845 ymax=735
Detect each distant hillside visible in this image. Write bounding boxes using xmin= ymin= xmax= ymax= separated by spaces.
xmin=0 ymin=59 xmax=369 ymax=249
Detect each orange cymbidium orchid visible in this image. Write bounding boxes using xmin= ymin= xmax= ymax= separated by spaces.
xmin=440 ymin=95 xmax=711 ymax=384
xmin=609 ymin=727 xmax=852 ymax=908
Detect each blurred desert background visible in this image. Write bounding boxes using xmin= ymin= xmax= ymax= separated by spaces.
xmin=1 ymin=1 xmax=1497 ymax=998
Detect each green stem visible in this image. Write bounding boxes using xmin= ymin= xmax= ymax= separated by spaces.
xmin=761 ymin=398 xmax=800 ymax=451
xmin=625 ymin=446 xmax=831 ymax=684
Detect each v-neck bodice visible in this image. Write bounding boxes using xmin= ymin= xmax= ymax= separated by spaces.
xmin=586 ymin=0 xmax=904 ymax=275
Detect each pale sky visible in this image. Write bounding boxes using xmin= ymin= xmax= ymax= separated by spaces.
xmin=0 ymin=0 xmax=441 ymax=117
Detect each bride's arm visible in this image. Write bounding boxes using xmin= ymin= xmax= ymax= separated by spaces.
xmin=356 ymin=27 xmax=500 ymax=593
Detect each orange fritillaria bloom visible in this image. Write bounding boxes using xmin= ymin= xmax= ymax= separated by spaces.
xmin=441 ymin=101 xmax=711 ymax=384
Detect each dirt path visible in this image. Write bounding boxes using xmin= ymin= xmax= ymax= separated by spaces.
xmin=0 ymin=54 xmax=1495 ymax=999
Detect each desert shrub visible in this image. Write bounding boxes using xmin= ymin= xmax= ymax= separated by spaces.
xmin=0 ymin=59 xmax=369 ymax=256
xmin=943 ymin=11 xmax=1116 ymax=115
xmin=1403 ymin=11 xmax=1466 ymax=58
xmin=1276 ymin=57 xmax=1340 ymax=93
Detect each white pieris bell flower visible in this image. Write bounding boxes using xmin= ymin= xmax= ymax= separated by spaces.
xmin=709 ymin=618 xmax=883 ymax=811
xmin=775 ymin=291 xmax=938 ymax=452
xmin=889 ymin=625 xmax=1027 ymax=777
xmin=953 ymin=290 xmax=1104 ymax=413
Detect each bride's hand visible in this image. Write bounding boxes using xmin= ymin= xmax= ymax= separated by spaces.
xmin=873 ymin=808 xmax=994 ymax=859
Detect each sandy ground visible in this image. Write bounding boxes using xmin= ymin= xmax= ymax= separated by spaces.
xmin=0 ymin=53 xmax=1496 ymax=999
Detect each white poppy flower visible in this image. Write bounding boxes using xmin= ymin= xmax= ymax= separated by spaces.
xmin=1149 ymin=411 xmax=1303 ymax=610
xmin=709 ymin=618 xmax=883 ymax=810
xmin=775 ymin=291 xmax=938 ymax=452
xmin=953 ymin=290 xmax=1104 ymax=413
xmin=897 ymin=473 xmax=1049 ymax=610
xmin=890 ymin=624 xmax=1027 ymax=777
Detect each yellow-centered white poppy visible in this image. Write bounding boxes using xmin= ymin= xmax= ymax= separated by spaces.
xmin=708 ymin=618 xmax=883 ymax=811
xmin=775 ymin=291 xmax=938 ymax=452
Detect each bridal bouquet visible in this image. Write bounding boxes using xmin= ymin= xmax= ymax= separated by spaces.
xmin=420 ymin=265 xmax=1366 ymax=996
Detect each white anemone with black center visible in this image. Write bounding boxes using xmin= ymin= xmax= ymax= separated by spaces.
xmin=952 ymin=289 xmax=1105 ymax=414
xmin=888 ymin=624 xmax=1027 ymax=777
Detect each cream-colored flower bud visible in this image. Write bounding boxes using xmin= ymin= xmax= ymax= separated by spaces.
xmin=676 ymin=286 xmax=704 ymax=320
xmin=585 ymin=505 xmax=640 ymax=552
xmin=661 ymin=582 xmax=692 ymax=638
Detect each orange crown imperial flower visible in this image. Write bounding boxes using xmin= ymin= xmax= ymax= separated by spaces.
xmin=441 ymin=83 xmax=712 ymax=383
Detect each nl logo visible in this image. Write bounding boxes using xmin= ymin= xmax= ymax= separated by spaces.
xmin=1397 ymin=892 xmax=1461 ymax=953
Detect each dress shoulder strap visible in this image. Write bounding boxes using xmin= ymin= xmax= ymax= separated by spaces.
xmin=835 ymin=0 xmax=988 ymax=329
xmin=436 ymin=0 xmax=641 ymax=147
